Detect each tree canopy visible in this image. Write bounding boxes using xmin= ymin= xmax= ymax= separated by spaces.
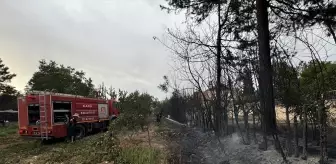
xmin=113 ymin=90 xmax=156 ymax=131
xmin=300 ymin=60 xmax=336 ymax=101
xmin=273 ymin=60 xmax=300 ymax=107
xmin=27 ymin=60 xmax=95 ymax=97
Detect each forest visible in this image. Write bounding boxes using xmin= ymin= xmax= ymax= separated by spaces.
xmin=154 ymin=0 xmax=336 ymax=163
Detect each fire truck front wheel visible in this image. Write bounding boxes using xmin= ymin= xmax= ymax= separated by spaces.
xmin=75 ymin=124 xmax=86 ymax=139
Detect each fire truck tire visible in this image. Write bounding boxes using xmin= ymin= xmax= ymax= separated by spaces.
xmin=103 ymin=121 xmax=109 ymax=132
xmin=75 ymin=124 xmax=86 ymax=139
xmin=100 ymin=121 xmax=108 ymax=132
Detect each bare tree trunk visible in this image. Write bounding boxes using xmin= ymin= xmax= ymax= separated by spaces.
xmin=202 ymin=111 xmax=206 ymax=132
xmin=243 ymin=105 xmax=250 ymax=144
xmin=319 ymin=104 xmax=328 ymax=163
xmin=199 ymin=111 xmax=201 ymax=127
xmin=232 ymin=110 xmax=235 ymax=134
xmin=294 ymin=113 xmax=300 ymax=157
xmin=200 ymin=111 xmax=203 ymax=128
xmin=312 ymin=120 xmax=317 ymax=142
xmin=206 ymin=110 xmax=210 ymax=130
xmin=194 ymin=111 xmax=197 ymax=127
xmin=228 ymin=75 xmax=245 ymax=143
xmin=256 ymin=0 xmax=277 ymax=150
xmin=224 ymin=106 xmax=229 ymax=136
xmin=147 ymin=125 xmax=152 ymax=147
xmin=259 ymin=112 xmax=268 ymax=150
xmin=215 ymin=2 xmax=223 ymax=137
xmin=253 ymin=108 xmax=258 ymax=144
xmin=234 ymin=106 xmax=246 ymax=144
xmin=309 ymin=115 xmax=318 ymax=143
xmin=302 ymin=106 xmax=308 ymax=160
xmin=196 ymin=110 xmax=199 ymax=127
xmin=208 ymin=108 xmax=213 ymax=131
xmin=285 ymin=106 xmax=292 ymax=156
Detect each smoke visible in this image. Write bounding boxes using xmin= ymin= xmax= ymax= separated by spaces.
xmin=229 ymin=133 xmax=242 ymax=144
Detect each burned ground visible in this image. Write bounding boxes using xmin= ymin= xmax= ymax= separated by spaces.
xmin=2 ymin=119 xmax=336 ymax=164
xmin=162 ymin=118 xmax=336 ymax=164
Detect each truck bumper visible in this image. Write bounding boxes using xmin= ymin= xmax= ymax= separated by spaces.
xmin=20 ymin=135 xmax=54 ymax=140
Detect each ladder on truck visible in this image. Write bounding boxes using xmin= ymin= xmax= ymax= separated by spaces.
xmin=39 ymin=90 xmax=49 ymax=140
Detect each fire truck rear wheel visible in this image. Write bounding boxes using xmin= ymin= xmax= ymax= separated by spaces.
xmin=75 ymin=124 xmax=86 ymax=139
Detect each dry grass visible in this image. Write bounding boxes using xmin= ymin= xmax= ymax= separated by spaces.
xmin=0 ymin=124 xmax=168 ymax=164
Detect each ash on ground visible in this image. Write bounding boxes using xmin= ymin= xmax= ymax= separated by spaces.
xmin=165 ymin=120 xmax=329 ymax=164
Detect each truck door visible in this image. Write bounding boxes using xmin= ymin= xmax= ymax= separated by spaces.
xmin=18 ymin=97 xmax=28 ymax=131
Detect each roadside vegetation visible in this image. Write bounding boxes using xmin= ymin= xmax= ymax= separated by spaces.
xmin=0 ymin=127 xmax=166 ymax=164
xmin=0 ymin=123 xmax=17 ymax=137
xmin=0 ymin=106 xmax=169 ymax=164
xmin=0 ymin=63 xmax=171 ymax=164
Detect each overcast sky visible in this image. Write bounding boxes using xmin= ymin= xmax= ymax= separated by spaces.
xmin=0 ymin=0 xmax=185 ymax=99
xmin=1 ymin=1 xmax=336 ymax=100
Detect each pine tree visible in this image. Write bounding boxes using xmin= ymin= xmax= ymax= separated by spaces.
xmin=0 ymin=58 xmax=16 ymax=95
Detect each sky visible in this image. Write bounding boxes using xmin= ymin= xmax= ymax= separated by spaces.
xmin=0 ymin=0 xmax=185 ymax=100
xmin=1 ymin=1 xmax=336 ymax=100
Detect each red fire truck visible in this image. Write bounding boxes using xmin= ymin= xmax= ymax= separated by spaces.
xmin=17 ymin=90 xmax=120 ymax=140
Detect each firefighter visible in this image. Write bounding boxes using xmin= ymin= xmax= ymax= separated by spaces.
xmin=68 ymin=116 xmax=77 ymax=143
xmin=66 ymin=113 xmax=78 ymax=143
xmin=64 ymin=114 xmax=70 ymax=141
xmin=156 ymin=113 xmax=160 ymax=123
xmin=156 ymin=111 xmax=163 ymax=123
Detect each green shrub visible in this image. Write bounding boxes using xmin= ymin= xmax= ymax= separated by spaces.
xmin=117 ymin=146 xmax=161 ymax=164
xmin=0 ymin=123 xmax=18 ymax=137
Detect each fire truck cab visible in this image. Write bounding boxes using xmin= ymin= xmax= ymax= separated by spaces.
xmin=17 ymin=90 xmax=120 ymax=140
